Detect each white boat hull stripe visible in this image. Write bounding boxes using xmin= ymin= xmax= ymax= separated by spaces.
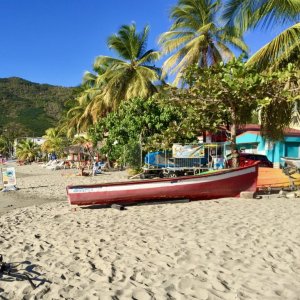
xmin=68 ymin=167 xmax=256 ymax=194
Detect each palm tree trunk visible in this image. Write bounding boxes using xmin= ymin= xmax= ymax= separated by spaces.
xmin=230 ymin=110 xmax=239 ymax=168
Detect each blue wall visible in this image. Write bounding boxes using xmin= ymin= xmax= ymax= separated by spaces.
xmin=235 ymin=132 xmax=300 ymax=166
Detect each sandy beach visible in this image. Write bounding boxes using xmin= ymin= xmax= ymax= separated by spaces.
xmin=0 ymin=163 xmax=129 ymax=216
xmin=1 ymin=163 xmax=300 ymax=299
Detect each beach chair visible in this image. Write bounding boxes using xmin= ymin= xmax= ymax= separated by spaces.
xmin=42 ymin=160 xmax=56 ymax=168
xmin=48 ymin=160 xmax=65 ymax=170
xmin=55 ymin=161 xmax=66 ymax=170
xmin=46 ymin=160 xmax=60 ymax=170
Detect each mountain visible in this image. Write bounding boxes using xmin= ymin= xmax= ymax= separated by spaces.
xmin=0 ymin=77 xmax=76 ymax=137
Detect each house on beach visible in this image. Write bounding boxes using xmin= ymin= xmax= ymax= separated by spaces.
xmin=234 ymin=125 xmax=300 ymax=168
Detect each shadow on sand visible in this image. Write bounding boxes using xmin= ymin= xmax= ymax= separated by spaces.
xmin=79 ymin=198 xmax=191 ymax=211
xmin=0 ymin=257 xmax=52 ymax=292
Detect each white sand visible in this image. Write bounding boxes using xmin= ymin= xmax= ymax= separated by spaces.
xmin=0 ymin=163 xmax=129 ymax=215
xmin=11 ymin=163 xmax=129 ymax=200
xmin=1 ymin=164 xmax=300 ymax=299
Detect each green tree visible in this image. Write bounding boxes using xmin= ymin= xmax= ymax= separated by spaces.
xmin=159 ymin=0 xmax=248 ymax=85
xmin=92 ymin=23 xmax=162 ymax=109
xmin=89 ymin=97 xmax=190 ymax=168
xmin=0 ymin=136 xmax=9 ymax=157
xmin=224 ymin=0 xmax=300 ymax=71
xmin=16 ymin=139 xmax=40 ymax=162
xmin=184 ymin=58 xmax=298 ymax=164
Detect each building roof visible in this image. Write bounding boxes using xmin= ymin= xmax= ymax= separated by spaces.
xmin=237 ymin=124 xmax=300 ymax=137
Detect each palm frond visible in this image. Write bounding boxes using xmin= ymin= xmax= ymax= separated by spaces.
xmin=162 ymin=47 xmax=190 ymax=77
xmin=82 ymin=71 xmax=97 ymax=87
xmin=223 ymin=0 xmax=300 ymax=32
xmin=215 ymin=42 xmax=235 ymax=61
xmin=223 ymin=0 xmax=255 ymax=31
xmin=108 ymin=24 xmax=134 ymax=60
xmin=137 ymin=25 xmax=150 ymax=58
xmin=217 ymin=31 xmax=249 ymax=53
xmin=196 ymin=22 xmax=216 ymax=35
xmin=158 ymin=31 xmax=195 ymax=54
xmin=171 ymin=36 xmax=204 ymax=73
xmin=94 ymin=56 xmax=127 ymax=69
xmin=137 ymin=50 xmax=161 ymax=65
xmin=246 ymin=23 xmax=300 ymax=71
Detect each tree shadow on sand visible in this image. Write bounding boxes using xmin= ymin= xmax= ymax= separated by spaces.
xmin=0 ymin=257 xmax=52 ymax=291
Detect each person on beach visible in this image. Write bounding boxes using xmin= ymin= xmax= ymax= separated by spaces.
xmin=93 ymin=160 xmax=103 ymax=175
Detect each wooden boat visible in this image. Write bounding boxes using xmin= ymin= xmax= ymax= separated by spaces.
xmin=281 ymin=157 xmax=300 ymax=169
xmin=67 ymin=162 xmax=258 ymax=206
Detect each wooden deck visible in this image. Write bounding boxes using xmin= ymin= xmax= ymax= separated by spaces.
xmin=257 ymin=167 xmax=300 ymax=189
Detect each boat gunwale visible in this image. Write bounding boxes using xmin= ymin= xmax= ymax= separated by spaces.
xmin=281 ymin=157 xmax=300 ymax=160
xmin=66 ymin=162 xmax=259 ymax=191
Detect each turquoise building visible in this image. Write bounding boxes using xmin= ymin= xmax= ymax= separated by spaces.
xmin=234 ymin=125 xmax=300 ymax=168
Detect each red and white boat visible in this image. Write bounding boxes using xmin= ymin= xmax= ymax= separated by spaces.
xmin=67 ymin=163 xmax=258 ymax=206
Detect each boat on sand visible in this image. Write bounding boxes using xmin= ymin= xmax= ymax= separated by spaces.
xmin=67 ymin=162 xmax=258 ymax=206
xmin=67 ymin=163 xmax=258 ymax=206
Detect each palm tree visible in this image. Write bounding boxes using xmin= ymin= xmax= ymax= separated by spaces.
xmin=62 ymin=90 xmax=100 ymax=137
xmin=16 ymin=139 xmax=40 ymax=162
xmin=80 ymin=68 xmax=111 ymax=123
xmin=41 ymin=128 xmax=66 ymax=157
xmin=94 ymin=23 xmax=161 ymax=109
xmin=223 ymin=0 xmax=300 ymax=71
xmin=60 ymin=64 xmax=109 ymax=138
xmin=158 ymin=0 xmax=248 ymax=85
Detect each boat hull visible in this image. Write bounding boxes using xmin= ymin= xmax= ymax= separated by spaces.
xmin=67 ymin=163 xmax=258 ymax=206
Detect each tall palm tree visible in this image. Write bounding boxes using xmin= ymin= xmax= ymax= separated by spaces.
xmin=79 ymin=62 xmax=111 ymax=122
xmin=159 ymin=0 xmax=248 ymax=85
xmin=16 ymin=139 xmax=40 ymax=162
xmin=63 ymin=90 xmax=101 ymax=137
xmin=223 ymin=0 xmax=300 ymax=71
xmin=60 ymin=62 xmax=110 ymax=138
xmin=94 ymin=23 xmax=162 ymax=109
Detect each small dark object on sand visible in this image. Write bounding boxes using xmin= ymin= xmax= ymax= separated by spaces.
xmin=111 ymin=204 xmax=125 ymax=210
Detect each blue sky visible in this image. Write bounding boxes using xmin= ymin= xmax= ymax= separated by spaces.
xmin=0 ymin=0 xmax=281 ymax=87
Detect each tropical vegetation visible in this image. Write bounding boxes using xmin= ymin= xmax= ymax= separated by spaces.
xmin=223 ymin=0 xmax=300 ymax=71
xmin=158 ymin=0 xmax=248 ymax=84
xmin=41 ymin=128 xmax=67 ymax=157
xmin=5 ymin=0 xmax=299 ymax=168
xmin=184 ymin=58 xmax=298 ymax=147
xmin=0 ymin=77 xmax=75 ymax=137
xmin=81 ymin=24 xmax=162 ymax=120
xmin=0 ymin=136 xmax=9 ymax=157
xmin=89 ymin=96 xmax=193 ymax=166
xmin=16 ymin=139 xmax=40 ymax=162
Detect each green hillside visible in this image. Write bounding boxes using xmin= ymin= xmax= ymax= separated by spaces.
xmin=0 ymin=77 xmax=75 ymax=136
